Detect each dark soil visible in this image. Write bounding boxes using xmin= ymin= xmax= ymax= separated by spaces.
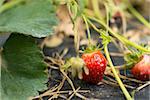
xmin=42 ymin=32 xmax=150 ymax=100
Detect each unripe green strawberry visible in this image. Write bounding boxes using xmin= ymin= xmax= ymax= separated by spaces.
xmin=82 ymin=50 xmax=107 ymax=84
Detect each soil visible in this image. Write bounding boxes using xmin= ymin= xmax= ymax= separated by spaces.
xmin=42 ymin=32 xmax=150 ymax=100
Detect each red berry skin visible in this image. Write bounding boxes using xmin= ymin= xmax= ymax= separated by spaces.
xmin=82 ymin=51 xmax=107 ymax=84
xmin=131 ymin=55 xmax=150 ymax=81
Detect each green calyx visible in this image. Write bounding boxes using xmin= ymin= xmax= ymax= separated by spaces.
xmin=124 ymin=46 xmax=150 ymax=69
xmin=83 ymin=45 xmax=101 ymax=53
xmin=124 ymin=53 xmax=142 ymax=69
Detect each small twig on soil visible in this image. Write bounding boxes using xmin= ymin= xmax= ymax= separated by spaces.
xmin=107 ymin=72 xmax=145 ymax=84
xmin=119 ymin=74 xmax=145 ymax=84
xmin=32 ymin=77 xmax=66 ymax=99
xmin=75 ymin=93 xmax=87 ymax=100
xmin=46 ymin=64 xmax=59 ymax=70
xmin=131 ymin=81 xmax=150 ymax=98
xmin=45 ymin=56 xmax=58 ymax=64
xmin=45 ymin=56 xmax=64 ymax=67
xmin=102 ymin=79 xmax=135 ymax=89
xmin=61 ymin=67 xmax=88 ymax=99
xmin=48 ymin=76 xmax=66 ymax=100
xmin=61 ymin=70 xmax=76 ymax=91
xmin=68 ymin=87 xmax=80 ymax=100
xmin=33 ymin=89 xmax=90 ymax=99
xmin=136 ymin=81 xmax=150 ymax=92
xmin=105 ymin=76 xmax=118 ymax=83
xmin=58 ymin=94 xmax=67 ymax=99
xmin=104 ymin=75 xmax=136 ymax=89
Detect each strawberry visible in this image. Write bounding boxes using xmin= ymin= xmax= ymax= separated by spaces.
xmin=131 ymin=55 xmax=150 ymax=81
xmin=81 ymin=50 xmax=107 ymax=84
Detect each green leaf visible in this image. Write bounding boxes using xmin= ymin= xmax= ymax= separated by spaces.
xmin=0 ymin=0 xmax=58 ymax=37
xmin=1 ymin=34 xmax=47 ymax=100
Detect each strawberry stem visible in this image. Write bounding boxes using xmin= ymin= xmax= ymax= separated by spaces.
xmin=104 ymin=44 xmax=133 ymax=100
xmin=67 ymin=0 xmax=80 ymax=56
xmin=60 ymin=69 xmax=76 ymax=92
xmin=73 ymin=24 xmax=80 ymax=56
xmin=87 ymin=16 xmax=150 ymax=52
xmin=82 ymin=14 xmax=92 ymax=46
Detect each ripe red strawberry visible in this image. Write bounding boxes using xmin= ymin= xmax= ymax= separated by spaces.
xmin=131 ymin=55 xmax=150 ymax=81
xmin=81 ymin=50 xmax=107 ymax=84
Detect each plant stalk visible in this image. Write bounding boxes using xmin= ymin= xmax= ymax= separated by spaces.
xmin=82 ymin=14 xmax=91 ymax=46
xmin=104 ymin=44 xmax=133 ymax=100
xmin=87 ymin=16 xmax=150 ymax=52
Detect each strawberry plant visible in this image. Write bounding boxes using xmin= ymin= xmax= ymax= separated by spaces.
xmin=0 ymin=0 xmax=150 ymax=100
